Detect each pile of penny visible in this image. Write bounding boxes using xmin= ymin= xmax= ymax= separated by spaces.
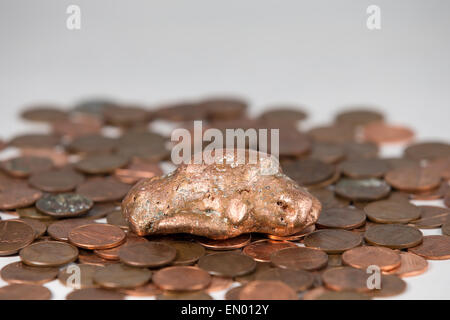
xmin=0 ymin=99 xmax=449 ymax=300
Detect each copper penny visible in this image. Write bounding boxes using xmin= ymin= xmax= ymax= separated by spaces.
xmin=29 ymin=169 xmax=84 ymax=192
xmin=21 ymin=106 xmax=68 ymax=123
xmin=243 ymin=240 xmax=297 ymax=262
xmin=36 ymin=193 xmax=93 ymax=218
xmin=20 ymin=241 xmax=79 ymax=266
xmin=9 ymin=133 xmax=60 ymax=149
xmin=198 ymin=252 xmax=256 ymax=277
xmin=366 ymin=274 xmax=407 ymax=297
xmin=304 ymin=229 xmax=363 ymax=254
xmin=153 ymin=266 xmax=211 ymax=291
xmin=17 ymin=206 xmax=53 ymax=221
xmin=364 ymin=200 xmax=421 ymax=224
xmin=20 ymin=218 xmax=47 ymax=238
xmin=114 ymin=162 xmax=163 ymax=184
xmin=156 ymin=291 xmax=213 ymax=300
xmin=59 ymin=263 xmax=100 ymax=289
xmin=1 ymin=261 xmax=58 ymax=284
xmin=270 ymin=247 xmax=328 ymax=271
xmin=335 ymin=178 xmax=391 ymax=201
xmin=93 ymin=263 xmax=151 ymax=289
xmin=118 ymin=242 xmax=176 ymax=267
xmin=259 ymin=107 xmax=307 ymax=123
xmin=316 ymin=208 xmax=366 ymax=230
xmin=47 ymin=218 xmax=94 ymax=242
xmin=303 ymin=287 xmax=371 ymax=300
xmin=0 ymin=220 xmax=35 ymax=256
xmin=78 ymin=249 xmax=118 ymax=266
xmin=322 ymin=266 xmax=370 ymax=292
xmin=234 ymin=261 xmax=274 ymax=284
xmin=342 ymin=142 xmax=378 ymax=160
xmin=122 ymin=282 xmax=162 ymax=297
xmin=0 ymin=283 xmax=51 ymax=300
xmin=225 ymin=286 xmax=244 ymax=300
xmin=308 ymin=124 xmax=357 ymax=144
xmin=282 ymin=159 xmax=335 ymax=187
xmin=67 ymin=134 xmax=117 ymax=154
xmin=76 ymin=177 xmax=130 ymax=202
xmin=200 ymin=97 xmax=248 ymax=121
xmin=0 ymin=187 xmax=42 ymax=210
xmin=256 ymin=268 xmax=314 ymax=292
xmin=340 ymin=158 xmax=389 ymax=179
xmin=267 ymin=225 xmax=316 ymax=241
xmin=66 ymin=287 xmax=125 ymax=300
xmin=408 ymin=235 xmax=450 ymax=260
xmin=94 ymin=233 xmax=148 ymax=260
xmin=164 ymin=241 xmax=205 ymax=265
xmin=308 ymin=143 xmax=345 ymax=164
xmin=411 ymin=206 xmax=450 ymax=229
xmin=335 ymin=109 xmax=383 ymax=126
xmin=363 ymin=122 xmax=414 ymax=145
xmin=239 ymin=280 xmax=298 ymax=300
xmin=69 ymin=223 xmax=126 ymax=250
xmin=75 ymin=154 xmax=129 ymax=175
xmin=106 ymin=210 xmax=129 ymax=230
xmin=342 ymin=246 xmax=401 ymax=271
xmin=404 ymin=141 xmax=450 ymax=161
xmin=84 ymin=202 xmax=119 ymax=219
xmin=443 ymin=220 xmax=450 ymax=236
xmin=196 ymin=233 xmax=251 ymax=250
xmin=116 ymin=131 xmax=169 ymax=162
xmin=364 ymin=224 xmax=423 ymax=249
xmin=385 ymin=252 xmax=428 ymax=277
xmin=1 ymin=156 xmax=53 ymax=178
xmin=309 ymin=188 xmax=350 ymax=210
xmin=385 ymin=166 xmax=441 ymax=192
xmin=206 ymin=276 xmax=233 ymax=293
xmin=103 ymin=105 xmax=150 ymax=127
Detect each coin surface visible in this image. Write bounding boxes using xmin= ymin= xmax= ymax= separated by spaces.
xmin=118 ymin=242 xmax=176 ymax=267
xmin=270 ymin=247 xmax=328 ymax=271
xmin=20 ymin=218 xmax=47 ymax=238
xmin=340 ymin=158 xmax=389 ymax=179
xmin=404 ymin=142 xmax=450 ymax=161
xmin=0 ymin=187 xmax=43 ymax=210
xmin=16 ymin=206 xmax=53 ymax=221
xmin=66 ymin=287 xmax=125 ymax=300
xmin=153 ymin=266 xmax=211 ymax=291
xmin=385 ymin=252 xmax=428 ymax=277
xmin=84 ymin=202 xmax=118 ymax=219
xmin=75 ymin=154 xmax=129 ymax=175
xmin=408 ymin=235 xmax=450 ymax=260
xmin=363 ymin=122 xmax=414 ymax=145
xmin=239 ymin=280 xmax=298 ymax=300
xmin=29 ymin=169 xmax=84 ymax=192
xmin=67 ymin=134 xmax=117 ymax=154
xmin=302 ymin=287 xmax=371 ymax=300
xmin=198 ymin=252 xmax=256 ymax=277
xmin=0 ymin=283 xmax=52 ymax=300
xmin=225 ymin=285 xmax=244 ymax=300
xmin=259 ymin=107 xmax=307 ymax=123
xmin=36 ymin=193 xmax=93 ymax=218
xmin=21 ymin=106 xmax=68 ymax=123
xmin=411 ymin=206 xmax=450 ymax=229
xmin=1 ymin=156 xmax=53 ymax=178
xmin=304 ymin=229 xmax=363 ymax=254
xmin=342 ymin=246 xmax=401 ymax=271
xmin=335 ymin=178 xmax=391 ymax=201
xmin=121 ymin=282 xmax=162 ymax=297
xmin=0 ymin=220 xmax=35 ymax=256
xmin=114 ymin=162 xmax=163 ymax=184
xmin=47 ymin=219 xmax=93 ymax=242
xmin=196 ymin=234 xmax=251 ymax=250
xmin=364 ymin=224 xmax=423 ymax=249
xmin=94 ymin=233 xmax=148 ymax=260
xmin=282 ymin=159 xmax=335 ymax=187
xmin=69 ymin=223 xmax=126 ymax=249
xmin=9 ymin=133 xmax=61 ymax=149
xmin=76 ymin=177 xmax=130 ymax=202
xmin=234 ymin=261 xmax=273 ymax=284
xmin=335 ymin=109 xmax=383 ymax=126
xmin=266 ymin=225 xmax=316 ymax=241
xmin=206 ymin=276 xmax=233 ymax=293
xmin=385 ymin=166 xmax=442 ymax=192
xmin=308 ymin=143 xmax=345 ymax=164
xmin=308 ymin=124 xmax=357 ymax=144
xmin=156 ymin=291 xmax=213 ymax=300
xmin=309 ymin=188 xmax=350 ymax=209
xmin=106 ymin=210 xmax=129 ymax=230
xmin=20 ymin=241 xmax=79 ymax=266
xmin=443 ymin=221 xmax=450 ymax=236
xmin=58 ymin=264 xmax=100 ymax=289
xmin=322 ymin=266 xmax=370 ymax=292
xmin=366 ymin=274 xmax=407 ymax=297
xmin=316 ymin=208 xmax=366 ymax=230
xmin=1 ymin=261 xmax=58 ymax=284
xmin=93 ymin=263 xmax=151 ymax=289
xmin=242 ymin=240 xmax=297 ymax=262
xmin=364 ymin=200 xmax=421 ymax=224
xmin=255 ymin=268 xmax=314 ymax=292
xmin=164 ymin=241 xmax=205 ymax=265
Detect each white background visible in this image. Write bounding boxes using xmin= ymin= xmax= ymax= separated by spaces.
xmin=0 ymin=0 xmax=449 ymax=299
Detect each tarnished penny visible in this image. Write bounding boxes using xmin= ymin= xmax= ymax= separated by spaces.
xmin=66 ymin=287 xmax=125 ymax=300
xmin=385 ymin=166 xmax=442 ymax=192
xmin=116 ymin=131 xmax=169 ymax=162
xmin=364 ymin=224 xmax=423 ymax=249
xmin=58 ymin=263 xmax=100 ymax=289
xmin=21 ymin=106 xmax=68 ymax=123
xmin=84 ymin=202 xmax=118 ymax=219
xmin=29 ymin=169 xmax=84 ymax=192
xmin=322 ymin=266 xmax=370 ymax=292
xmin=256 ymin=268 xmax=314 ymax=292
xmin=335 ymin=109 xmax=383 ymax=126
xmin=16 ymin=206 xmax=53 ymax=221
xmin=78 ymin=249 xmax=118 ymax=266
xmin=153 ymin=266 xmax=211 ymax=291
xmin=282 ymin=159 xmax=335 ymax=187
xmin=363 ymin=122 xmax=414 ymax=145
xmin=367 ymin=274 xmax=407 ymax=297
xmin=364 ymin=200 xmax=421 ymax=224
xmin=308 ymin=124 xmax=357 ymax=144
xmin=122 ymin=282 xmax=162 ymax=297
xmin=408 ymin=235 xmax=450 ymax=260
xmin=0 ymin=187 xmax=42 ymax=210
xmin=69 ymin=223 xmax=126 ymax=249
xmin=225 ymin=286 xmax=244 ymax=300
xmin=303 ymin=287 xmax=371 ymax=300
xmin=309 ymin=188 xmax=350 ymax=210
xmin=385 ymin=252 xmax=428 ymax=277
xmin=0 ymin=220 xmax=35 ymax=256
xmin=411 ymin=206 xmax=450 ymax=229
xmin=234 ymin=261 xmax=273 ymax=284
xmin=93 ymin=263 xmax=151 ymax=289
xmin=335 ymin=178 xmax=391 ymax=201
xmin=0 ymin=283 xmax=51 ymax=300
xmin=404 ymin=142 xmax=450 ymax=161
xmin=270 ymin=247 xmax=328 ymax=271
xmin=342 ymin=141 xmax=378 ymax=160
xmin=75 ymin=154 xmax=129 ymax=175
xmin=308 ymin=143 xmax=345 ymax=164
xmin=20 ymin=218 xmax=47 ymax=238
xmin=304 ymin=229 xmax=363 ymax=254
xmin=156 ymin=291 xmax=213 ymax=300
xmin=36 ymin=193 xmax=93 ymax=218
xmin=342 ymin=246 xmax=401 ymax=271
xmin=243 ymin=240 xmax=297 ymax=262
xmin=267 ymin=225 xmax=316 ymax=241
xmin=316 ymin=208 xmax=366 ymax=230
xmin=118 ymin=242 xmax=176 ymax=268
xmin=106 ymin=210 xmax=129 ymax=230
xmin=1 ymin=156 xmax=53 ymax=178
xmin=94 ymin=233 xmax=148 ymax=260
xmin=76 ymin=177 xmax=130 ymax=202
xmin=9 ymin=133 xmax=61 ymax=149
xmin=103 ymin=105 xmax=150 ymax=127
xmin=1 ymin=261 xmax=58 ymax=284
xmin=20 ymin=241 xmax=79 ymax=266
xmin=198 ymin=252 xmax=256 ymax=277
xmin=340 ymin=158 xmax=389 ymax=179
xmin=67 ymin=134 xmax=117 ymax=155
xmin=239 ymin=280 xmax=298 ymax=300
xmin=47 ymin=218 xmax=93 ymax=242
xmin=196 ymin=234 xmax=251 ymax=250
xmin=164 ymin=241 xmax=205 ymax=265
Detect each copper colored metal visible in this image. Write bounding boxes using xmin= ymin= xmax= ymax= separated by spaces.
xmin=238 ymin=280 xmax=298 ymax=300
xmin=366 ymin=275 xmax=407 ymax=297
xmin=198 ymin=252 xmax=256 ymax=277
xmin=404 ymin=142 xmax=450 ymax=161
xmin=0 ymin=187 xmax=43 ymax=210
xmin=255 ymin=268 xmax=314 ymax=292
xmin=364 ymin=200 xmax=421 ymax=224
xmin=385 ymin=252 xmax=428 ymax=278
xmin=335 ymin=178 xmax=391 ymax=201
xmin=364 ymin=224 xmax=423 ymax=249
xmin=69 ymin=223 xmax=126 ymax=250
xmin=66 ymin=288 xmax=125 ymax=300
xmin=94 ymin=233 xmax=149 ymax=260
xmin=225 ymin=286 xmax=244 ymax=300
xmin=153 ymin=266 xmax=211 ymax=291
xmin=1 ymin=156 xmax=54 ymax=178
xmin=342 ymin=246 xmax=401 ymax=271
xmin=411 ymin=206 xmax=450 ymax=229
xmin=122 ymin=282 xmax=162 ymax=297
xmin=196 ymin=234 xmax=251 ymax=250
xmin=118 ymin=242 xmax=176 ymax=268
xmin=0 ymin=283 xmax=52 ymax=300
xmin=242 ymin=240 xmax=297 ymax=262
xmin=93 ymin=263 xmax=151 ymax=289
xmin=77 ymin=177 xmax=130 ymax=203
xmin=266 ymin=225 xmax=315 ymax=241
xmin=322 ymin=267 xmax=371 ymax=292
xmin=29 ymin=169 xmax=84 ymax=192
xmin=20 ymin=241 xmax=79 ymax=267
xmin=0 ymin=220 xmax=35 ymax=256
xmin=114 ymin=162 xmax=163 ymax=184
xmin=316 ymin=208 xmax=366 ymax=230
xmin=385 ymin=166 xmax=442 ymax=193
xmin=47 ymin=218 xmax=94 ymax=242
xmin=270 ymin=247 xmax=328 ymax=271
xmin=206 ymin=276 xmax=233 ymax=293
xmin=363 ymin=122 xmax=414 ymax=145
xmin=1 ymin=261 xmax=58 ymax=285
xmin=443 ymin=220 xmax=450 ymax=236
xmin=303 ymin=229 xmax=363 ymax=254
xmin=58 ymin=264 xmax=100 ymax=289
xmin=408 ymin=235 xmax=450 ymax=260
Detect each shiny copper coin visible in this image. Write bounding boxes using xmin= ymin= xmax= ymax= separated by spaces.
xmin=66 ymin=287 xmax=125 ymax=300
xmin=304 ymin=229 xmax=363 ymax=254
xmin=239 ymin=280 xmax=298 ymax=300
xmin=9 ymin=133 xmax=61 ymax=149
xmin=411 ymin=206 xmax=450 ymax=229
xmin=342 ymin=246 xmax=401 ymax=271
xmin=1 ymin=156 xmax=53 ymax=178
xmin=67 ymin=134 xmax=117 ymax=154
xmin=75 ymin=154 xmax=129 ymax=175
xmin=198 ymin=252 xmax=256 ymax=277
xmin=93 ymin=263 xmax=151 ymax=289
xmin=404 ymin=141 xmax=450 ymax=161
xmin=58 ymin=263 xmax=100 ymax=289
xmin=36 ymin=193 xmax=93 ymax=218
xmin=29 ymin=169 xmax=84 ymax=192
xmin=1 ymin=261 xmax=58 ymax=284
xmin=443 ymin=220 xmax=450 ymax=236
xmin=385 ymin=252 xmax=428 ymax=277
xmin=385 ymin=166 xmax=441 ymax=192
xmin=118 ymin=242 xmax=176 ymax=267
xmin=20 ymin=241 xmax=79 ymax=266
xmin=106 ymin=209 xmax=129 ymax=230
xmin=47 ymin=218 xmax=93 ymax=242
xmin=196 ymin=233 xmax=251 ymax=250
xmin=153 ymin=266 xmax=211 ymax=291
xmin=364 ymin=200 xmax=420 ymax=224
xmin=206 ymin=276 xmax=233 ymax=293
xmin=0 ymin=220 xmax=35 ymax=256
xmin=266 ymin=225 xmax=316 ymax=241
xmin=282 ymin=159 xmax=335 ymax=187
xmin=114 ymin=162 xmax=163 ymax=184
xmin=84 ymin=202 xmax=118 ymax=219
xmin=322 ymin=266 xmax=370 ymax=292
xmin=308 ymin=143 xmax=345 ymax=164
xmin=0 ymin=187 xmax=42 ymax=210
xmin=366 ymin=274 xmax=407 ymax=297
xmin=243 ymin=240 xmax=297 ymax=262
xmin=156 ymin=291 xmax=213 ymax=300
xmin=122 ymin=282 xmax=162 ymax=297
xmin=20 ymin=218 xmax=47 ymax=238
xmin=363 ymin=122 xmax=414 ymax=145
xmin=76 ymin=177 xmax=130 ymax=202
xmin=0 ymin=283 xmax=51 ymax=300
xmin=364 ymin=224 xmax=423 ymax=249
xmin=340 ymin=158 xmax=389 ymax=179
xmin=408 ymin=235 xmax=450 ymax=260
xmin=225 ymin=285 xmax=244 ymax=300
xmin=69 ymin=223 xmax=126 ymax=249
xmin=270 ymin=247 xmax=328 ymax=271
xmin=164 ymin=241 xmax=205 ymax=265
xmin=316 ymin=208 xmax=366 ymax=230
xmin=94 ymin=233 xmax=149 ymax=260
xmin=335 ymin=178 xmax=391 ymax=201
xmin=256 ymin=268 xmax=314 ymax=292
xmin=309 ymin=188 xmax=350 ymax=210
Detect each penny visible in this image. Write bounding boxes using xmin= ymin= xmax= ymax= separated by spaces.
xmin=16 ymin=207 xmax=53 ymax=221
xmin=304 ymin=229 xmax=363 ymax=254
xmin=1 ymin=261 xmax=58 ymax=284
xmin=383 ymin=157 xmax=420 ymax=170
xmin=385 ymin=166 xmax=441 ymax=192
xmin=309 ymin=188 xmax=350 ymax=210
xmin=198 ymin=252 xmax=256 ymax=277
xmin=122 ymin=282 xmax=162 ymax=297
xmin=411 ymin=206 xmax=450 ymax=229
xmin=76 ymin=177 xmax=130 ymax=202
xmin=256 ymin=268 xmax=314 ymax=292
xmin=364 ymin=224 xmax=423 ymax=249
xmin=155 ymin=101 xmax=206 ymax=121
xmin=363 ymin=122 xmax=414 ymax=145
xmin=58 ymin=263 xmax=100 ymax=289
xmin=342 ymin=246 xmax=401 ymax=271
xmin=340 ymin=158 xmax=389 ymax=179
xmin=267 ymin=225 xmax=316 ymax=241
xmin=106 ymin=210 xmax=129 ymax=230
xmin=316 ymin=208 xmax=366 ymax=230
xmin=270 ymin=247 xmax=328 ymax=271
xmin=153 ymin=266 xmax=211 ymax=291
xmin=242 ymin=240 xmax=297 ymax=262
xmin=443 ymin=221 xmax=450 ymax=236
xmin=335 ymin=109 xmax=383 ymax=127
xmin=103 ymin=105 xmax=150 ymax=127
xmin=404 ymin=141 xmax=450 ymax=161
xmin=282 ymin=159 xmax=335 ymax=187
xmin=20 ymin=218 xmax=47 ymax=238
xmin=308 ymin=124 xmax=357 ymax=144
xmin=156 ymin=291 xmax=213 ymax=300
xmin=66 ymin=287 xmax=125 ymax=300
xmin=36 ymin=193 xmax=93 ymax=218
xmin=342 ymin=142 xmax=378 ymax=160
xmin=206 ymin=276 xmax=233 ymax=293
xmin=234 ymin=261 xmax=273 ymax=284
xmin=116 ymin=131 xmax=169 ymax=162
xmin=367 ymin=274 xmax=407 ymax=297
xmin=164 ymin=241 xmax=205 ymax=265
xmin=239 ymin=280 xmax=298 ymax=300
xmin=200 ymin=97 xmax=248 ymax=121
xmin=335 ymin=178 xmax=391 ymax=201
xmin=47 ymin=218 xmax=93 ymax=242
xmin=114 ymin=162 xmax=163 ymax=184
xmin=0 ymin=220 xmax=35 ymax=256
xmin=260 ymin=107 xmax=307 ymax=123
xmin=29 ymin=169 xmax=84 ymax=192
xmin=196 ymin=233 xmax=251 ymax=250
xmin=93 ymin=263 xmax=151 ymax=289
xmin=20 ymin=241 xmax=78 ymax=266
xmin=427 ymin=157 xmax=450 ymax=180
xmin=1 ymin=156 xmax=53 ymax=178
xmin=408 ymin=235 xmax=450 ymax=260
xmin=322 ymin=266 xmax=370 ymax=292
xmin=386 ymin=252 xmax=428 ymax=277
xmin=75 ymin=154 xmax=129 ymax=175
xmin=0 ymin=283 xmax=51 ymax=300
xmin=69 ymin=223 xmax=126 ymax=249
xmin=409 ymin=182 xmax=448 ymax=200
xmin=21 ymin=106 xmax=68 ymax=123
xmin=225 ymin=286 xmax=244 ymax=300
xmin=9 ymin=133 xmax=61 ymax=149
xmin=52 ymin=117 xmax=102 ymax=139
xmin=118 ymin=242 xmax=176 ymax=267
xmin=78 ymin=249 xmax=118 ymax=266
xmin=0 ymin=187 xmax=43 ymax=210
xmin=73 ymin=99 xmax=117 ymax=116
xmin=84 ymin=202 xmax=118 ymax=219
xmin=309 ymin=143 xmax=345 ymax=164
xmin=94 ymin=233 xmax=148 ymax=260
xmin=364 ymin=200 xmax=421 ymax=224
xmin=302 ymin=287 xmax=371 ymax=300
xmin=67 ymin=134 xmax=117 ymax=155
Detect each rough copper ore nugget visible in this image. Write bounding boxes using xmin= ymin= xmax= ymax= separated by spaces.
xmin=123 ymin=149 xmax=321 ymax=239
